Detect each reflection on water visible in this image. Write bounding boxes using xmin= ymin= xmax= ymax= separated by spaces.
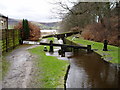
xmin=66 ymin=50 xmax=120 ymax=88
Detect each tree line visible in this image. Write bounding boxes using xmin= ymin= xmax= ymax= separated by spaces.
xmin=55 ymin=1 xmax=120 ymax=46
xmin=14 ymin=19 xmax=41 ymax=41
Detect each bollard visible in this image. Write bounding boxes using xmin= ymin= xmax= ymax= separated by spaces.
xmin=44 ymin=46 xmax=48 ymax=52
xmin=61 ymin=51 xmax=65 ymax=57
xmin=49 ymin=40 xmax=54 ymax=52
xmin=87 ymin=45 xmax=91 ymax=53
xmin=103 ymin=40 xmax=108 ymax=51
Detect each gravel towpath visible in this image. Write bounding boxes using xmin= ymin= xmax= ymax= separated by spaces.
xmin=2 ymin=45 xmax=39 ymax=88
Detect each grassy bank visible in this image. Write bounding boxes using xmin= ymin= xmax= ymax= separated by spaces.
xmin=67 ymin=36 xmax=120 ymax=64
xmin=0 ymin=55 xmax=10 ymax=80
xmin=28 ymin=45 xmax=68 ymax=88
xmin=46 ymin=37 xmax=55 ymax=41
xmin=1 ymin=46 xmax=21 ymax=80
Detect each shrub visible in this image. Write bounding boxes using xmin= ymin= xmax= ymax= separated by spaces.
xmin=81 ymin=16 xmax=120 ymax=46
xmin=14 ymin=21 xmax=41 ymax=41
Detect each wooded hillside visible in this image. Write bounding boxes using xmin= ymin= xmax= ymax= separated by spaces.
xmin=58 ymin=2 xmax=120 ymax=46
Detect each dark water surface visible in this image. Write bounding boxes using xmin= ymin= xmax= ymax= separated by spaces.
xmin=66 ymin=50 xmax=120 ymax=88
xmin=43 ymin=37 xmax=119 ymax=88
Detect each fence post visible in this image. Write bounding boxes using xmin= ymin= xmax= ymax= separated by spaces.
xmin=5 ymin=29 xmax=8 ymax=52
xmin=87 ymin=45 xmax=91 ymax=53
xmin=13 ymin=29 xmax=15 ymax=49
xmin=19 ymin=29 xmax=23 ymax=44
xmin=61 ymin=46 xmax=65 ymax=57
xmin=49 ymin=40 xmax=54 ymax=52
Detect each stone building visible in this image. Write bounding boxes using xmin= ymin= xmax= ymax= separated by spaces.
xmin=0 ymin=14 xmax=8 ymax=29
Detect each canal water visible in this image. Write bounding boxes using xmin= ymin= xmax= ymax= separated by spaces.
xmin=39 ymin=31 xmax=119 ymax=88
xmin=46 ymin=45 xmax=119 ymax=88
xmin=23 ymin=36 xmax=120 ymax=88
xmin=66 ymin=50 xmax=119 ymax=88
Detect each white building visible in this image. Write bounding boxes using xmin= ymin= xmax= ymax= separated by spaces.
xmin=0 ymin=14 xmax=8 ymax=29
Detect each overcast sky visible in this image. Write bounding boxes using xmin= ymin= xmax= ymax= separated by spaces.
xmin=0 ymin=0 xmax=66 ymax=22
xmin=1 ymin=0 xmax=116 ymax=22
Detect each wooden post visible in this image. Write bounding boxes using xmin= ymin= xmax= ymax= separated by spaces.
xmin=5 ymin=29 xmax=8 ymax=52
xmin=49 ymin=40 xmax=54 ymax=52
xmin=13 ymin=29 xmax=15 ymax=49
xmin=6 ymin=16 xmax=8 ymax=29
xmin=71 ymin=41 xmax=73 ymax=52
xmin=19 ymin=29 xmax=23 ymax=44
xmin=58 ymin=49 xmax=62 ymax=55
xmin=103 ymin=40 xmax=108 ymax=51
xmin=61 ymin=46 xmax=65 ymax=57
xmin=62 ymin=37 xmax=66 ymax=44
xmin=87 ymin=45 xmax=91 ymax=53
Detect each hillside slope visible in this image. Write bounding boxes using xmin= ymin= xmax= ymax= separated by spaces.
xmin=8 ymin=18 xmax=59 ymax=30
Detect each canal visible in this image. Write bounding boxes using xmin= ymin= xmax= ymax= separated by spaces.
xmin=45 ymin=42 xmax=119 ymax=88
xmin=66 ymin=50 xmax=119 ymax=88
xmin=41 ymin=30 xmax=119 ymax=88
xmin=45 ymin=39 xmax=119 ymax=88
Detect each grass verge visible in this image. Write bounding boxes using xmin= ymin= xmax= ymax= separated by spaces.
xmin=1 ymin=46 xmax=21 ymax=80
xmin=67 ymin=36 xmax=120 ymax=64
xmin=2 ymin=55 xmax=10 ymax=79
xmin=46 ymin=37 xmax=55 ymax=41
xmin=28 ymin=45 xmax=68 ymax=88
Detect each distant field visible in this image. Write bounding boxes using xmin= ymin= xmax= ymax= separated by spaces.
xmin=33 ymin=22 xmax=59 ymax=30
